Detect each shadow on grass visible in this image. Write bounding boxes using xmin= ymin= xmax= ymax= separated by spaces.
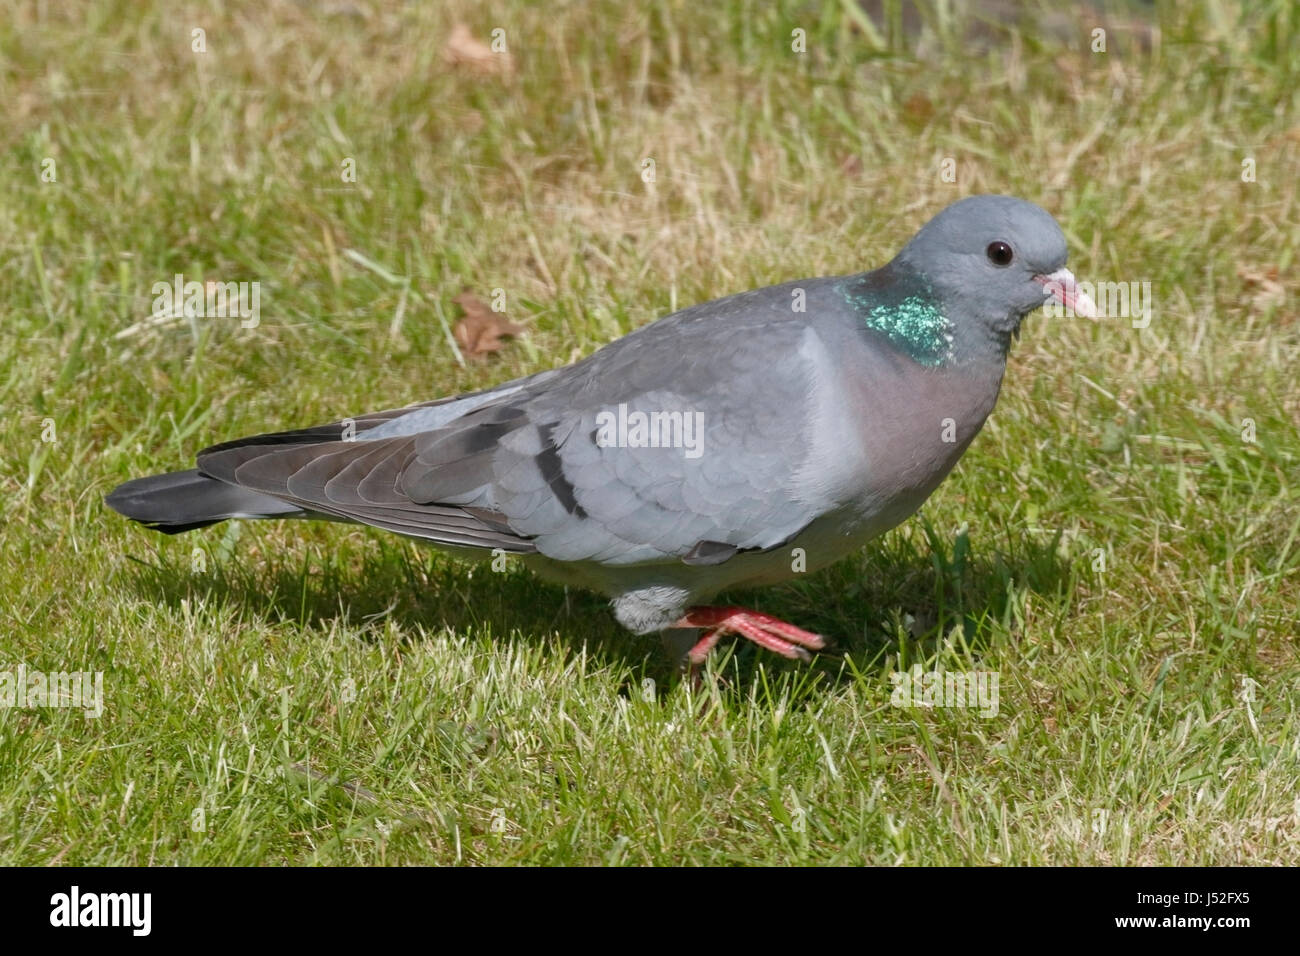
xmin=116 ymin=514 xmax=1074 ymax=697
xmin=704 ymin=517 xmax=1075 ymax=693
xmin=121 ymin=524 xmax=665 ymax=678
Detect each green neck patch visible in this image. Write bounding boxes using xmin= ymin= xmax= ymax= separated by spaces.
xmin=839 ymin=270 xmax=953 ymax=367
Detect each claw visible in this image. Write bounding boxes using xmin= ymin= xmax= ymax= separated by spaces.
xmin=673 ymin=605 xmax=827 ymax=665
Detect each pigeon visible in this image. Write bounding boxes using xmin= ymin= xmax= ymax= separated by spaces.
xmin=107 ymin=194 xmax=1095 ymax=665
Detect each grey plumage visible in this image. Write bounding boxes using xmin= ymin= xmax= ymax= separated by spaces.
xmin=106 ymin=195 xmax=1093 ymax=658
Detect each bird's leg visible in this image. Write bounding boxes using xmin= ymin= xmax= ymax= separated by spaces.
xmin=673 ymin=606 xmax=827 ymax=665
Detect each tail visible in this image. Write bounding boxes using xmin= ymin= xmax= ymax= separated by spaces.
xmin=105 ymin=469 xmax=303 ymax=534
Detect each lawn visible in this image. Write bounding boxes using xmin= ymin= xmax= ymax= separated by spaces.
xmin=0 ymin=0 xmax=1296 ymax=865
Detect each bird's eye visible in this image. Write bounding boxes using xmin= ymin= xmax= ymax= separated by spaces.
xmin=986 ymin=241 xmax=1014 ymax=266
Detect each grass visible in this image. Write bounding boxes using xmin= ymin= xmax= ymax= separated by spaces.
xmin=0 ymin=0 xmax=1297 ymax=865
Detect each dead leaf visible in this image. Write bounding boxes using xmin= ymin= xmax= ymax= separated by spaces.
xmin=1238 ymin=264 xmax=1281 ymax=284
xmin=902 ymin=92 xmax=934 ymax=126
xmin=443 ymin=24 xmax=513 ymax=77
xmin=452 ymin=292 xmax=524 ymax=359
xmin=1237 ymin=264 xmax=1286 ymax=312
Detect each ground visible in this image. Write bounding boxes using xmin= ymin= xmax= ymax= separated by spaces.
xmin=0 ymin=0 xmax=1296 ymax=864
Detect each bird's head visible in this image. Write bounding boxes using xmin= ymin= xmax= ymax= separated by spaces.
xmin=896 ymin=194 xmax=1095 ymax=355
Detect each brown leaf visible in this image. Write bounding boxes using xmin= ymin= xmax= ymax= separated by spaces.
xmin=902 ymin=92 xmax=934 ymax=126
xmin=1237 ymin=264 xmax=1286 ymax=312
xmin=452 ymin=292 xmax=524 ymax=359
xmin=443 ymin=24 xmax=513 ymax=77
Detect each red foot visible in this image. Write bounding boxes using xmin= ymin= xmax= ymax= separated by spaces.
xmin=673 ymin=606 xmax=827 ymax=664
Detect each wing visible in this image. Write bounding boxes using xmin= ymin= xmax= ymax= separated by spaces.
xmin=197 ymin=278 xmax=855 ymax=567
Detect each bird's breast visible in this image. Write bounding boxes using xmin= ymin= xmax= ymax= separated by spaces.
xmin=790 ymin=329 xmax=1004 ymax=550
xmin=846 ymin=360 xmax=1003 ymax=534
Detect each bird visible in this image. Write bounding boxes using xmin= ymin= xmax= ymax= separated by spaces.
xmin=107 ymin=194 xmax=1095 ymax=666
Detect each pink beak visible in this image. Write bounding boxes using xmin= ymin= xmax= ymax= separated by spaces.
xmin=1034 ymin=268 xmax=1097 ymax=319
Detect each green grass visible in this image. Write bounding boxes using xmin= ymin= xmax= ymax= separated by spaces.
xmin=1 ymin=0 xmax=1297 ymax=864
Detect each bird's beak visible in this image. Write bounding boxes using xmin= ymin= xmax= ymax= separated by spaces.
xmin=1034 ymin=268 xmax=1097 ymax=319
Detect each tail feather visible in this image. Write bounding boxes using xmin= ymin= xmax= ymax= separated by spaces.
xmin=105 ymin=469 xmax=303 ymax=534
